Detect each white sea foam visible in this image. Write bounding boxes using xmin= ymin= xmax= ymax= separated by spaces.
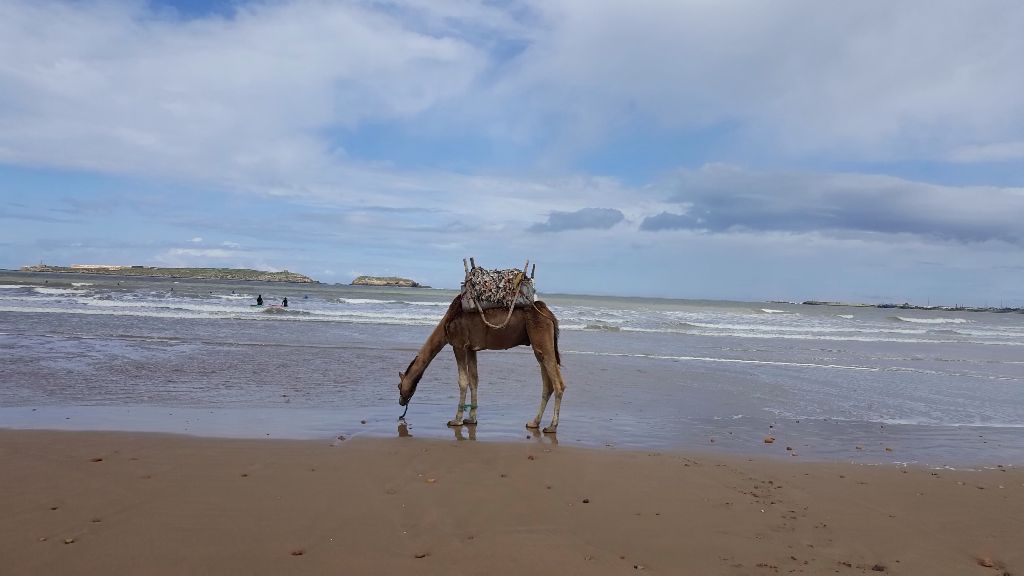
xmin=339 ymin=298 xmax=392 ymax=305
xmin=339 ymin=297 xmax=448 ymax=307
xmin=71 ymin=282 xmax=94 ymax=287
xmin=32 ymin=287 xmax=82 ymax=295
xmin=760 ymin=308 xmax=789 ymax=314
xmin=837 ymin=314 xmax=854 ymax=319
xmin=0 ymin=284 xmax=41 ymax=289
xmin=894 ymin=316 xmax=969 ymax=324
xmin=212 ymin=294 xmax=253 ymax=300
xmin=567 ymin=350 xmax=879 ymax=371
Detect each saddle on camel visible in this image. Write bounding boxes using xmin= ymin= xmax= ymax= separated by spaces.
xmin=397 ymin=259 xmax=566 ymax=433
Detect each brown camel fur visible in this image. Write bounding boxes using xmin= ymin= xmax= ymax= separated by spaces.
xmin=398 ymin=296 xmax=566 ymax=433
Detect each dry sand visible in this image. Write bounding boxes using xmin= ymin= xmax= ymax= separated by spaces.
xmin=1 ymin=429 xmax=1021 ymax=575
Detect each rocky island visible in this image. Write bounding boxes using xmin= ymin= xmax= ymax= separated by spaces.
xmin=21 ymin=264 xmax=316 ymax=283
xmin=350 ymin=275 xmax=423 ymax=288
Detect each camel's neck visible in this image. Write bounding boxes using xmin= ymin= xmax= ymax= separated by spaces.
xmin=406 ymin=311 xmax=451 ymax=381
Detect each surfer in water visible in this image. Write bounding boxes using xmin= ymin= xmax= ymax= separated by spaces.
xmin=256 ymin=294 xmax=263 ymax=306
xmin=282 ymin=297 xmax=288 ymax=307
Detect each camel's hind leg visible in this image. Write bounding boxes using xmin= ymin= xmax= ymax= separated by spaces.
xmin=448 ymin=346 xmax=471 ymax=427
xmin=542 ymin=361 xmax=566 ymax=433
xmin=527 ymin=320 xmax=565 ymax=433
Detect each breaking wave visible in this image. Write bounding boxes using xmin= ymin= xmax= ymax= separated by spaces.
xmin=892 ymin=316 xmax=969 ymax=324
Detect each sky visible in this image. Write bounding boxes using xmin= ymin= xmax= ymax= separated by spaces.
xmin=2 ymin=0 xmax=1024 ymax=305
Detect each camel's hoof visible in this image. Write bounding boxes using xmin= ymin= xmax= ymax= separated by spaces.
xmin=447 ymin=420 xmax=463 ymax=427
xmin=542 ymin=426 xmax=557 ymax=434
xmin=462 ymin=420 xmax=477 ymax=426
xmin=526 ymin=422 xmax=540 ymax=430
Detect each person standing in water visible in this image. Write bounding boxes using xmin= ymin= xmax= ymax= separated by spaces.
xmin=256 ymin=294 xmax=263 ymax=306
xmin=282 ymin=297 xmax=288 ymax=307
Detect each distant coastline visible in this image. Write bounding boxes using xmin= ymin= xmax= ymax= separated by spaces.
xmin=350 ymin=275 xmax=425 ymax=288
xmin=20 ymin=264 xmax=316 ymax=283
xmin=799 ymin=300 xmax=1023 ymax=314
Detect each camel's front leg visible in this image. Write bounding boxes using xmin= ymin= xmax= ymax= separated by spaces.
xmin=527 ymin=370 xmax=553 ymax=430
xmin=448 ymin=347 xmax=470 ymax=427
xmin=464 ymin=350 xmax=479 ymax=425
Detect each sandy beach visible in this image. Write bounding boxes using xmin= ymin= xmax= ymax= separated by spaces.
xmin=1 ymin=430 xmax=1021 ymax=575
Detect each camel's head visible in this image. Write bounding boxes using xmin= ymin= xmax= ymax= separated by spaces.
xmin=398 ymin=357 xmax=421 ymax=406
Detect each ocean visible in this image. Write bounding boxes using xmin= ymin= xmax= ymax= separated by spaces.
xmin=1 ymin=271 xmax=1022 ymax=466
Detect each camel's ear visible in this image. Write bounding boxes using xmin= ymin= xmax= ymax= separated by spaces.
xmin=399 ymin=371 xmax=405 ymax=380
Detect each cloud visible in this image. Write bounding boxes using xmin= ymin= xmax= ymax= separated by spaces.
xmin=495 ymin=1 xmax=1024 ymax=163
xmin=639 ymin=212 xmax=699 ymax=232
xmin=3 ymin=0 xmax=1024 ymax=192
xmin=159 ymin=248 xmax=239 ymax=260
xmin=640 ymin=164 xmax=1024 ymax=243
xmin=949 ymin=141 xmax=1024 ymax=163
xmin=0 ymin=0 xmax=489 ymax=185
xmin=189 ymin=236 xmax=203 ymax=243
xmin=528 ymin=207 xmax=624 ymax=232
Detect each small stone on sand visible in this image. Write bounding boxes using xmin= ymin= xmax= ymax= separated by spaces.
xmin=764 ymin=437 xmax=775 ymax=444
xmin=64 ymin=538 xmax=75 ymax=545
xmin=415 ymin=552 xmax=428 ymax=559
xmin=528 ymin=455 xmax=536 ymax=460
xmin=582 ymin=498 xmax=590 ymax=503
xmin=360 ymin=420 xmax=367 ymax=424
xmin=90 ymin=457 xmax=103 ymax=462
xmin=290 ymin=549 xmax=305 ymax=556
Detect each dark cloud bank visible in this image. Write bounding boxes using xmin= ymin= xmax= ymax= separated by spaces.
xmin=529 ymin=207 xmax=625 ymax=232
xmin=640 ymin=166 xmax=1024 ymax=244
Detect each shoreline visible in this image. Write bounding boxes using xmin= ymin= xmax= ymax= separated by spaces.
xmin=3 ymin=403 xmax=1022 ymax=468
xmin=4 ymin=270 xmax=1020 ymax=313
xmin=2 ymin=429 xmax=1021 ymax=575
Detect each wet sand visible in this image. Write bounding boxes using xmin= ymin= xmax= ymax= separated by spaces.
xmin=1 ymin=429 xmax=1021 ymax=576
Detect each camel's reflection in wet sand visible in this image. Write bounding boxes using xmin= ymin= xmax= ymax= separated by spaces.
xmin=452 ymin=424 xmax=477 ymax=441
xmin=397 ymin=419 xmax=412 ymax=438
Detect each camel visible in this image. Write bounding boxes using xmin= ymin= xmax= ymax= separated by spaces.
xmin=398 ymin=296 xmax=566 ymax=433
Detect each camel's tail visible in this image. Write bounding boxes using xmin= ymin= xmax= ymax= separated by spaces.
xmin=533 ymin=300 xmax=561 ymax=366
